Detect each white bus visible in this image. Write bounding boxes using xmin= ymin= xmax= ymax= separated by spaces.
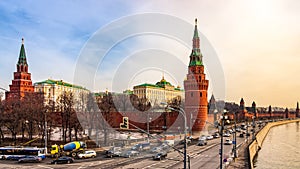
xmin=0 ymin=146 xmax=46 ymax=160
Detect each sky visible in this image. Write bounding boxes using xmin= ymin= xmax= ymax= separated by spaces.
xmin=0 ymin=0 xmax=300 ymax=108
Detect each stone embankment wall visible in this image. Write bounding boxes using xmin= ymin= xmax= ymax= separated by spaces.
xmin=248 ymin=119 xmax=300 ymax=169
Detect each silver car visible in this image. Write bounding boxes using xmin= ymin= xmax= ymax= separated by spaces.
xmin=123 ymin=150 xmax=139 ymax=158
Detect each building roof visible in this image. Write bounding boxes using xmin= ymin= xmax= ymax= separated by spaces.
xmin=34 ymin=79 xmax=89 ymax=91
xmin=18 ymin=38 xmax=28 ymax=66
xmin=134 ymin=77 xmax=183 ymax=91
xmin=155 ymin=76 xmax=172 ymax=87
xmin=189 ymin=18 xmax=203 ymax=66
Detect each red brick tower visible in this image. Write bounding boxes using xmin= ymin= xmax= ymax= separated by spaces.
xmin=285 ymin=108 xmax=289 ymax=118
xmin=6 ymin=38 xmax=34 ymax=100
xmin=268 ymin=105 xmax=273 ymax=118
xmin=184 ymin=19 xmax=209 ymax=134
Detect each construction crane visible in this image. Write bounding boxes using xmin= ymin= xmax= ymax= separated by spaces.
xmin=20 ymin=137 xmax=40 ymax=146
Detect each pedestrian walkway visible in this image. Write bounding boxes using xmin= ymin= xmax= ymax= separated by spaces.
xmin=227 ymin=140 xmax=250 ymax=169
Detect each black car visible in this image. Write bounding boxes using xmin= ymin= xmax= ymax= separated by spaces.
xmin=179 ymin=139 xmax=191 ymax=145
xmin=51 ymin=156 xmax=74 ymax=164
xmin=152 ymin=152 xmax=167 ymax=160
xmin=6 ymin=155 xmax=26 ymax=161
xmin=18 ymin=156 xmax=42 ymax=163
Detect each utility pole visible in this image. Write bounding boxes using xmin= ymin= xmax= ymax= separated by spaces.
xmin=252 ymin=116 xmax=256 ymax=141
xmin=233 ymin=112 xmax=237 ymax=160
xmin=167 ymin=106 xmax=187 ymax=169
xmin=147 ymin=112 xmax=152 ymax=143
xmin=220 ymin=111 xmax=229 ymax=169
xmin=190 ymin=114 xmax=193 ymax=137
xmin=44 ymin=111 xmax=47 ymax=154
xmin=220 ymin=115 xmax=224 ymax=169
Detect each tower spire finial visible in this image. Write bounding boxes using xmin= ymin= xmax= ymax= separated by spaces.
xmin=189 ymin=18 xmax=202 ymax=66
xmin=22 ymin=38 xmax=24 ymax=44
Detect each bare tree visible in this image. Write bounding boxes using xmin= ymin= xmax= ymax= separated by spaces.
xmin=113 ymin=94 xmax=132 ymax=112
xmin=96 ymin=92 xmax=116 ymax=146
xmin=57 ymin=91 xmax=75 ymax=143
xmin=0 ymin=98 xmax=5 ymax=144
xmin=3 ymin=99 xmax=21 ymax=145
xmin=21 ymin=93 xmax=44 ymax=142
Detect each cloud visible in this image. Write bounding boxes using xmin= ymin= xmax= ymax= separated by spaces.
xmin=0 ymin=0 xmax=135 ymax=90
xmin=1 ymin=0 xmax=300 ymax=107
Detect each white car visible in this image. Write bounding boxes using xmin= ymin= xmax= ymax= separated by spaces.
xmin=199 ymin=135 xmax=207 ymax=141
xmin=223 ymin=132 xmax=231 ymax=137
xmin=206 ymin=135 xmax=214 ymax=140
xmin=224 ymin=139 xmax=232 ymax=145
xmin=78 ymin=150 xmax=97 ymax=158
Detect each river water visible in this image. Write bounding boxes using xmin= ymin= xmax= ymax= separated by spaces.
xmin=255 ymin=122 xmax=300 ymax=169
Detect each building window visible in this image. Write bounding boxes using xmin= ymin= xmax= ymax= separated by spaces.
xmin=191 ymin=93 xmax=193 ymax=97
xmin=200 ymin=92 xmax=202 ymax=97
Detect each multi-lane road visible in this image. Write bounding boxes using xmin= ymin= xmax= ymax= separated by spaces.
xmin=0 ymin=133 xmax=251 ymax=169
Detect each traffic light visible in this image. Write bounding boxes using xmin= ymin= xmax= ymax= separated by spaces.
xmin=120 ymin=117 xmax=129 ymax=129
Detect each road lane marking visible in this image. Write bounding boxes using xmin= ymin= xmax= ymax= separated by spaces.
xmin=37 ymin=165 xmax=54 ymax=169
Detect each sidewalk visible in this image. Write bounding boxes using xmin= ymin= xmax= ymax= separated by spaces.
xmin=227 ymin=140 xmax=250 ymax=169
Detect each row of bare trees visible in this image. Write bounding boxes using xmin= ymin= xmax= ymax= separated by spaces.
xmin=0 ymin=93 xmax=45 ymax=145
xmin=0 ymin=89 xmax=182 ymax=146
xmin=0 ymin=91 xmax=85 ymax=145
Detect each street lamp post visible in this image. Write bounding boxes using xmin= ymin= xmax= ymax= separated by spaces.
xmin=44 ymin=112 xmax=47 ymax=154
xmin=167 ymin=106 xmax=188 ymax=169
xmin=147 ymin=112 xmax=152 ymax=143
xmin=190 ymin=114 xmax=193 ymax=137
xmin=233 ymin=112 xmax=237 ymax=160
xmin=220 ymin=115 xmax=224 ymax=169
xmin=219 ymin=112 xmax=228 ymax=169
xmin=246 ymin=120 xmax=249 ymax=142
xmin=252 ymin=116 xmax=256 ymax=141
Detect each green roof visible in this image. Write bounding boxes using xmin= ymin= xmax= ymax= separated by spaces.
xmin=34 ymin=79 xmax=89 ymax=91
xmin=189 ymin=50 xmax=203 ymax=66
xmin=155 ymin=78 xmax=172 ymax=87
xmin=18 ymin=40 xmax=28 ymax=66
xmin=134 ymin=77 xmax=183 ymax=91
xmin=189 ymin=19 xmax=203 ymax=67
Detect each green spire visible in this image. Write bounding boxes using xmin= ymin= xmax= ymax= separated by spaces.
xmin=189 ymin=18 xmax=203 ymax=66
xmin=193 ymin=18 xmax=199 ymax=38
xmin=18 ymin=38 xmax=27 ymax=66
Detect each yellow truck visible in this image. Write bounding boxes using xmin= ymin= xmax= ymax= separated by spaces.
xmin=51 ymin=141 xmax=86 ymax=158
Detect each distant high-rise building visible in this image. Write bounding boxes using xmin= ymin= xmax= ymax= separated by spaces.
xmin=184 ymin=19 xmax=209 ymax=133
xmin=6 ymin=38 xmax=34 ymax=100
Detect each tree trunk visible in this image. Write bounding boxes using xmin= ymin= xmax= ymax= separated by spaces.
xmin=74 ymin=128 xmax=78 ymax=141
xmin=13 ymin=132 xmax=17 ymax=146
xmin=21 ymin=122 xmax=25 ymax=142
xmin=0 ymin=128 xmax=3 ymax=144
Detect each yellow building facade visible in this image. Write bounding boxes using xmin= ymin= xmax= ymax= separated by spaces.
xmin=133 ymin=77 xmax=184 ymax=106
xmin=34 ymin=79 xmax=90 ymax=105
